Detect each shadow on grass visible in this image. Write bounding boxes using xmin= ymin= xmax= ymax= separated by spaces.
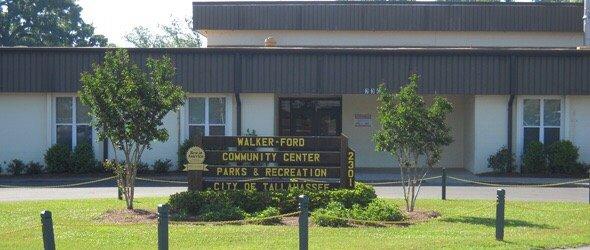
xmin=441 ymin=216 xmax=556 ymax=229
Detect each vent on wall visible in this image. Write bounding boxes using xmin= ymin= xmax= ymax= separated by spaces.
xmin=264 ymin=36 xmax=277 ymax=47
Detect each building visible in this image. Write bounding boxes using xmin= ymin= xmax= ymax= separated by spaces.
xmin=0 ymin=2 xmax=589 ymax=174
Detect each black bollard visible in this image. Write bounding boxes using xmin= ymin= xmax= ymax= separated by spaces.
xmin=158 ymin=204 xmax=169 ymax=250
xmin=442 ymin=168 xmax=447 ymax=200
xmin=495 ymin=189 xmax=505 ymax=241
xmin=298 ymin=195 xmax=309 ymax=250
xmin=40 ymin=210 xmax=55 ymax=250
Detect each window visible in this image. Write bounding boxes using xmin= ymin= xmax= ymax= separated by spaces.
xmin=522 ymin=98 xmax=561 ymax=151
xmin=55 ymin=97 xmax=92 ymax=149
xmin=188 ymin=97 xmax=226 ymax=139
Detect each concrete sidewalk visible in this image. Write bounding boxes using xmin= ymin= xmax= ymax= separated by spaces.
xmin=1 ymin=185 xmax=587 ymax=202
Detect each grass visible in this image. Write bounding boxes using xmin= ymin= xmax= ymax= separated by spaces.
xmin=0 ymin=197 xmax=589 ymax=250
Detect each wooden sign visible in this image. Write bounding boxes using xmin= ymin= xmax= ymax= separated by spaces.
xmin=203 ymin=180 xmax=340 ymax=191
xmin=203 ymin=166 xmax=340 ymax=178
xmin=203 ymin=151 xmax=341 ymax=166
xmin=202 ymin=136 xmax=342 ymax=151
xmin=187 ymin=135 xmax=355 ymax=191
xmin=183 ymin=146 xmax=207 ymax=171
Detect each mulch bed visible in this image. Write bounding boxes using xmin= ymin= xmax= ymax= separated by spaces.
xmin=97 ymin=209 xmax=440 ymax=227
xmin=98 ymin=209 xmax=157 ymax=224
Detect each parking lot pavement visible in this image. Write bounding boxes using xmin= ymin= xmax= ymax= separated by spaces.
xmin=1 ymin=185 xmax=587 ymax=202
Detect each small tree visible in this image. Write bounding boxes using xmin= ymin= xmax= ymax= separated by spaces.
xmin=373 ymin=74 xmax=453 ymax=212
xmin=79 ymin=49 xmax=185 ymax=209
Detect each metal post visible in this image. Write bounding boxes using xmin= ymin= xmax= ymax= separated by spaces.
xmin=40 ymin=211 xmax=55 ymax=250
xmin=118 ymin=187 xmax=123 ymax=200
xmin=495 ymin=189 xmax=505 ymax=241
xmin=298 ymin=195 xmax=309 ymax=250
xmin=442 ymin=167 xmax=447 ymax=200
xmin=158 ymin=204 xmax=169 ymax=250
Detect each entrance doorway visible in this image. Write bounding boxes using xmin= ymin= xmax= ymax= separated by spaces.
xmin=278 ymin=98 xmax=342 ymax=136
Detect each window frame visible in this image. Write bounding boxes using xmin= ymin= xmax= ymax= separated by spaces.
xmin=51 ymin=94 xmax=94 ymax=149
xmin=517 ymin=96 xmax=564 ymax=155
xmin=182 ymin=94 xmax=232 ymax=140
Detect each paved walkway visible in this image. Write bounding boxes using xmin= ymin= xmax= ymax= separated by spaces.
xmin=1 ymin=185 xmax=587 ymax=202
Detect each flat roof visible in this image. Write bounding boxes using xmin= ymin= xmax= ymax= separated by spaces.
xmin=1 ymin=47 xmax=589 ymax=95
xmin=192 ymin=1 xmax=583 ymax=32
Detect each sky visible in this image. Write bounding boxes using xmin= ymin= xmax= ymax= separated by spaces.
xmin=78 ymin=0 xmax=195 ymax=47
xmin=78 ymin=0 xmax=297 ymax=47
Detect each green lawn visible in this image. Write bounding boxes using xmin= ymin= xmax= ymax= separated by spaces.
xmin=0 ymin=197 xmax=588 ymax=250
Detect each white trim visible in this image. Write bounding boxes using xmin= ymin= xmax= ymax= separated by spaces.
xmin=50 ymin=94 xmax=97 ymax=150
xmin=182 ymin=93 xmax=233 ymax=141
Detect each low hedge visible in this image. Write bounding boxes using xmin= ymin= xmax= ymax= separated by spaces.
xmin=312 ymin=199 xmax=405 ymax=227
xmin=168 ymin=183 xmax=377 ymax=221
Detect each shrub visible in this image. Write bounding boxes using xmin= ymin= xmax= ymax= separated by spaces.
xmin=546 ymin=140 xmax=579 ymax=175
xmin=169 ymin=183 xmax=378 ymax=221
xmin=312 ymin=200 xmax=405 ymax=227
xmin=137 ymin=162 xmax=150 ymax=174
xmin=169 ymin=191 xmax=229 ymax=216
xmin=350 ymin=200 xmax=405 ymax=222
xmin=25 ymin=161 xmax=44 ymax=175
xmin=521 ymin=141 xmax=547 ymax=174
xmin=7 ymin=159 xmax=26 ymax=175
xmin=72 ymin=143 xmax=98 ymax=173
xmin=226 ymin=189 xmax=274 ymax=214
xmin=153 ymin=159 xmax=172 ymax=173
xmin=311 ymin=202 xmax=349 ymax=227
xmin=248 ymin=207 xmax=281 ymax=225
xmin=44 ymin=144 xmax=72 ymax=174
xmin=328 ymin=182 xmax=377 ymax=208
xmin=487 ymin=147 xmax=515 ymax=173
xmin=199 ymin=201 xmax=246 ymax=222
xmin=178 ymin=139 xmax=196 ymax=171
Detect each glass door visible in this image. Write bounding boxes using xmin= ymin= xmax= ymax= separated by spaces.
xmin=279 ymin=98 xmax=342 ymax=136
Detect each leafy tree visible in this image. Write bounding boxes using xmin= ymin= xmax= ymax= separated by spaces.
xmin=373 ymin=74 xmax=453 ymax=212
xmin=79 ymin=49 xmax=185 ymax=209
xmin=124 ymin=17 xmax=201 ymax=48
xmin=0 ymin=0 xmax=108 ymax=47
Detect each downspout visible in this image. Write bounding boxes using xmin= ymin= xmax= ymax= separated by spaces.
xmin=507 ymin=55 xmax=516 ymax=172
xmin=235 ymin=93 xmax=242 ymax=136
xmin=235 ymin=53 xmax=243 ymax=136
xmin=102 ymin=127 xmax=108 ymax=161
xmin=507 ymin=94 xmax=515 ymax=166
xmin=584 ymin=0 xmax=589 ymax=46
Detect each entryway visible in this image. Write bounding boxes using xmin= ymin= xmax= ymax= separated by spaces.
xmin=278 ymin=98 xmax=342 ymax=136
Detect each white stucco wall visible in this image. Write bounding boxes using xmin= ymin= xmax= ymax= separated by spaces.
xmin=471 ymin=95 xmax=509 ymax=174
xmin=342 ymin=94 xmax=465 ymax=169
xmin=203 ymin=30 xmax=583 ymax=48
xmin=136 ymin=111 xmax=180 ymax=167
xmin=0 ymin=94 xmax=49 ymax=167
xmin=463 ymin=96 xmax=475 ymax=173
xmin=241 ymin=93 xmax=276 ymax=136
xmin=566 ymin=96 xmax=590 ymax=164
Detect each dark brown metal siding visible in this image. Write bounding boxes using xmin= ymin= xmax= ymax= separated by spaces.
xmin=1 ymin=48 xmax=590 ymax=95
xmin=193 ymin=2 xmax=583 ymax=32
